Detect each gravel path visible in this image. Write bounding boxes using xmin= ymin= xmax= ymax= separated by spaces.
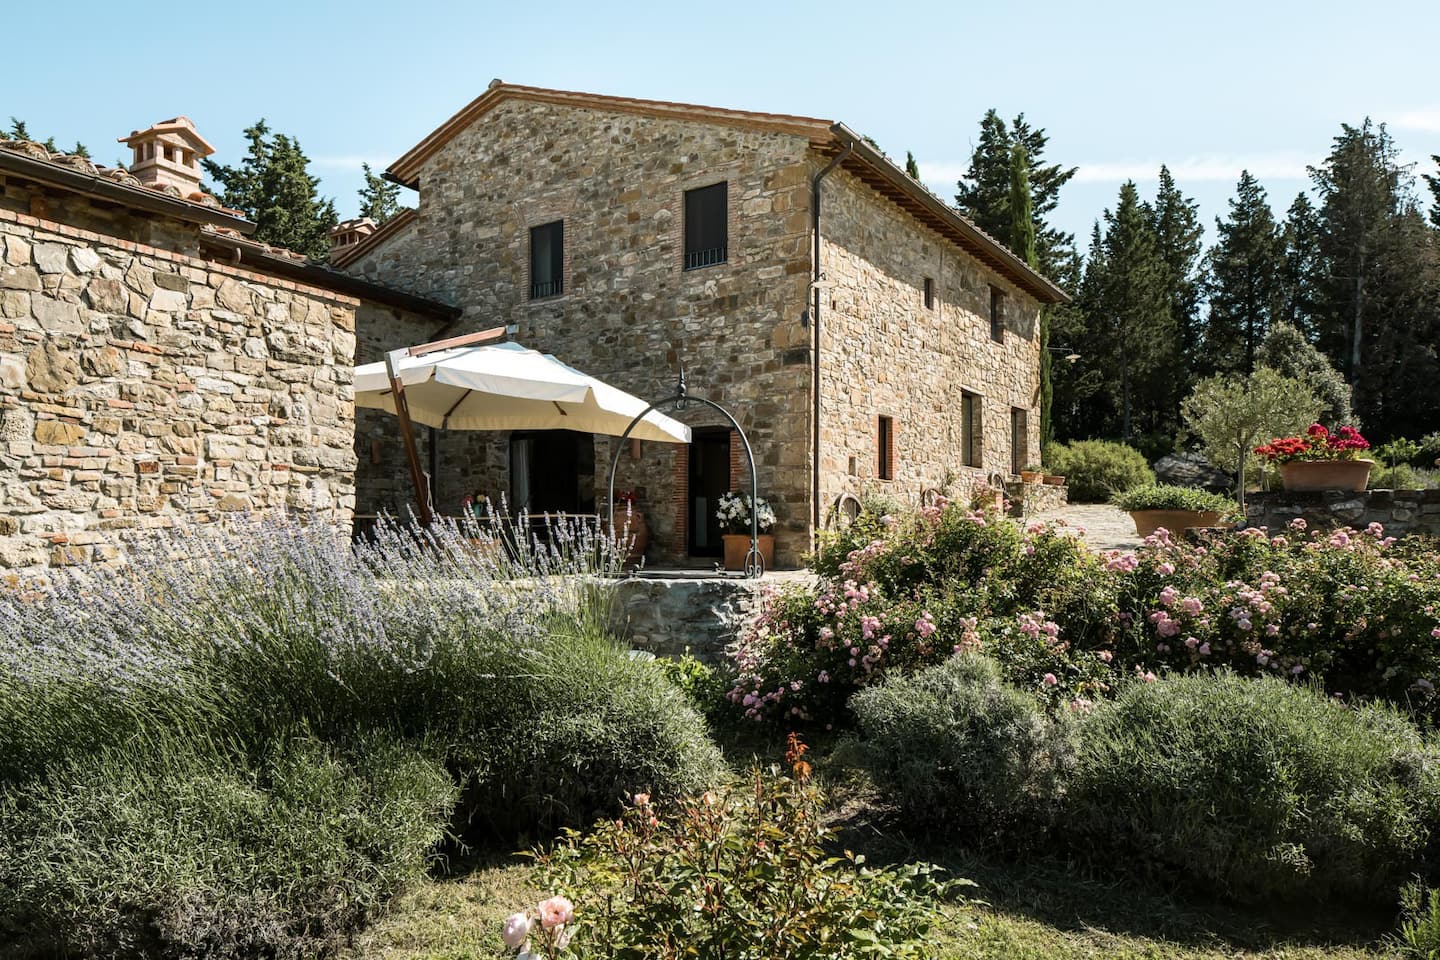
xmin=1028 ymin=502 xmax=1143 ymax=552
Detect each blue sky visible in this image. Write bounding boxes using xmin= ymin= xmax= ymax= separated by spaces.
xmin=9 ymin=0 xmax=1439 ymax=254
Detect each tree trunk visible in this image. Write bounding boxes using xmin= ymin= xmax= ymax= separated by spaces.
xmin=1236 ymin=447 xmax=1247 ymax=515
xmin=1350 ymin=250 xmax=1365 ymax=402
xmin=1120 ymin=342 xmax=1132 ymax=441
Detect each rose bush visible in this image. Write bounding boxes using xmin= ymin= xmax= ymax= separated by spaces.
xmin=727 ymin=498 xmax=1440 ymax=727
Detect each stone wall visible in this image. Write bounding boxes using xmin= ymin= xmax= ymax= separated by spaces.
xmin=817 ymin=166 xmax=1043 ymax=516
xmin=346 ymin=98 xmax=815 ymax=564
xmin=1247 ymin=489 xmax=1440 ymax=538
xmin=0 ymin=206 xmax=358 ymax=570
xmin=609 ymin=574 xmax=771 ymax=664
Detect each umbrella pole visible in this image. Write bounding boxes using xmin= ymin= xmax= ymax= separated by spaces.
xmin=385 ymin=349 xmax=434 ymax=527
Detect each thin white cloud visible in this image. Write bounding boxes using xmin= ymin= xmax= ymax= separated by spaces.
xmin=1391 ymin=109 xmax=1440 ymax=133
xmin=310 ymin=154 xmax=392 ymax=170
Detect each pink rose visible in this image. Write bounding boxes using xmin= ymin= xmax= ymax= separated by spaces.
xmin=538 ymin=895 xmax=574 ymax=930
xmin=502 ymin=911 xmax=531 ymax=948
xmin=1042 ymin=673 xmax=1058 ymax=687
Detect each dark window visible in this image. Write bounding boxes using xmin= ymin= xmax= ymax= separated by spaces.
xmin=989 ymin=286 xmax=1004 ymax=342
xmin=962 ymin=392 xmax=982 ymax=468
xmin=923 ymin=277 xmax=935 ymax=310
xmin=1011 ymin=407 xmax=1029 ymax=476
xmin=684 ymin=182 xmax=727 ymax=270
xmin=530 ymin=220 xmax=564 ymax=299
xmin=877 ymin=415 xmax=894 ymax=480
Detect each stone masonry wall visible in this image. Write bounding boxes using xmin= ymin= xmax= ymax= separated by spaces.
xmin=346 ymin=99 xmax=815 ymax=565
xmin=0 ymin=206 xmax=358 ymax=570
xmin=1247 ymin=489 xmax=1440 ymax=538
xmin=817 ymin=166 xmax=1042 ymax=517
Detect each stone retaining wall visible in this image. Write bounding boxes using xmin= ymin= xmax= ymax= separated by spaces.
xmin=609 ymin=574 xmax=774 ymax=663
xmin=1246 ymin=489 xmax=1440 ymax=537
xmin=1005 ymin=479 xmax=1068 ymax=516
xmin=0 ymin=207 xmax=359 ymax=570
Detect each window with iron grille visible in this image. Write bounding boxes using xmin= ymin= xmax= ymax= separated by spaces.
xmin=877 ymin=415 xmax=894 ymax=480
xmin=923 ymin=277 xmax=934 ymax=310
xmin=530 ymin=220 xmax=564 ymax=299
xmin=683 ymin=182 xmax=727 ymax=270
xmin=989 ymin=286 xmax=1004 ymax=342
xmin=962 ymin=391 xmax=982 ymax=468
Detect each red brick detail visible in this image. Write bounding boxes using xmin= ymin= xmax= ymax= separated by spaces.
xmin=728 ymin=429 xmax=743 ymax=491
xmin=672 ymin=444 xmax=689 ymax=555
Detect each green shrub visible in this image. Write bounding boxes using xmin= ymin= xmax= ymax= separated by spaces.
xmin=0 ymin=736 xmax=454 ymax=958
xmin=1111 ymin=483 xmax=1235 ymax=514
xmin=1375 ymin=462 xmax=1440 ymax=490
xmin=1067 ymin=671 xmax=1440 ymax=902
xmin=524 ymin=759 xmax=973 ymax=960
xmin=1397 ymin=880 xmax=1440 ymax=959
xmin=848 ymin=653 xmax=1075 ymax=841
xmin=655 ymin=652 xmax=730 ymax=721
xmin=1046 ymin=440 xmax=1155 ymax=502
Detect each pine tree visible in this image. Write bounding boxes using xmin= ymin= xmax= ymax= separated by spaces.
xmin=1281 ymin=193 xmax=1325 ymax=338
xmin=904 ymin=152 xmax=920 ymax=181
xmin=1201 ymin=171 xmax=1286 ymax=375
xmin=202 ymin=119 xmax=339 ymax=259
xmin=6 ymin=118 xmax=78 ymax=154
xmin=1148 ymin=166 xmax=1204 ymax=416
xmin=955 ymin=109 xmax=1077 ymax=272
xmin=358 ymin=162 xmax=402 ymax=223
xmin=1308 ymin=119 xmax=1406 ymax=393
xmin=1096 ymin=182 xmax=1172 ymax=440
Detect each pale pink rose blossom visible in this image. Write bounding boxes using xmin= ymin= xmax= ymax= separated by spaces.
xmin=1042 ymin=673 xmax=1058 ymax=687
xmin=502 ymin=912 xmax=531 ymax=948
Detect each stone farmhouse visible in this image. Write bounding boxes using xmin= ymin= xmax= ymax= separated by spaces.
xmin=0 ymin=119 xmax=453 ymax=571
xmin=338 ymin=83 xmax=1068 ymax=567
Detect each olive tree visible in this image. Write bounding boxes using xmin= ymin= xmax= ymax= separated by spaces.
xmin=1180 ymin=367 xmax=1323 ymax=511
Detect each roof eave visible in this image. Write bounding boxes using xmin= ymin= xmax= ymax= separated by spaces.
xmin=827 ymin=123 xmax=1070 ymax=305
xmin=0 ymin=148 xmax=254 ymax=234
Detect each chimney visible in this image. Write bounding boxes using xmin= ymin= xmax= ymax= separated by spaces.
xmin=118 ymin=117 xmax=215 ymax=196
xmin=329 ymin=217 xmax=378 ymax=256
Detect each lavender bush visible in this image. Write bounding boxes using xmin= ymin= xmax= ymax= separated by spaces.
xmin=0 ymin=512 xmax=722 ymax=956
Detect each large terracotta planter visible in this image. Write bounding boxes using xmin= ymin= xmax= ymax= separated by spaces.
xmin=1128 ymin=509 xmax=1223 ymax=537
xmin=722 ymin=533 xmax=774 ymax=573
xmin=1279 ymin=459 xmax=1373 ymax=493
xmin=1020 ymin=470 xmax=1043 ymax=483
xmin=1044 ymin=475 xmax=1066 ymax=486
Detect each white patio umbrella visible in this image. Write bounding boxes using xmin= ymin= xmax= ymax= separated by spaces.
xmin=354 ymin=341 xmax=691 ymax=444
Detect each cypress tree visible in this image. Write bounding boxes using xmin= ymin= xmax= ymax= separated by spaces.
xmin=1281 ymin=193 xmax=1326 ymax=339
xmin=1424 ymin=155 xmax=1440 ymax=230
xmin=1148 ymin=166 xmax=1204 ymax=419
xmin=358 ymin=162 xmax=402 ymax=223
xmin=904 ymin=152 xmax=920 ymax=181
xmin=1202 ymin=171 xmax=1287 ymax=375
xmin=1008 ymin=144 xmax=1051 ymax=445
xmin=203 ymin=120 xmax=339 ymax=259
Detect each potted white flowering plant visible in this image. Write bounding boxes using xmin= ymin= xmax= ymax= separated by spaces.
xmin=716 ymin=491 xmax=776 ymax=572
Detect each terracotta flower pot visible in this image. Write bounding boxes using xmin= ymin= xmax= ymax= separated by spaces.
xmin=722 ymin=533 xmax=774 ymax=573
xmin=1020 ymin=470 xmax=1043 ymax=484
xmin=1128 ymin=509 xmax=1223 ymax=537
xmin=612 ymin=508 xmax=647 ymax=563
xmin=1044 ymin=475 xmax=1065 ymax=486
xmin=1278 ymin=459 xmax=1373 ymax=493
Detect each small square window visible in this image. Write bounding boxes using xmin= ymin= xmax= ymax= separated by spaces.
xmin=684 ymin=182 xmax=727 ymax=270
xmin=989 ymin=286 xmax=1005 ymax=343
xmin=923 ymin=277 xmax=935 ymax=310
xmin=530 ymin=220 xmax=563 ymax=299
xmin=877 ymin=415 xmax=895 ymax=480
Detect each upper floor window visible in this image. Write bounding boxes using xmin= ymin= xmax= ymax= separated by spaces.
xmin=684 ymin=182 xmax=727 ymax=270
xmin=530 ymin=220 xmax=564 ymax=299
xmin=989 ymin=286 xmax=1004 ymax=343
xmin=923 ymin=277 xmax=935 ymax=310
